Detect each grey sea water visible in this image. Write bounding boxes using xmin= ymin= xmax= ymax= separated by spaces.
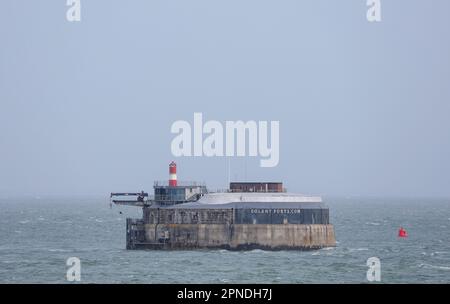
xmin=0 ymin=197 xmax=449 ymax=283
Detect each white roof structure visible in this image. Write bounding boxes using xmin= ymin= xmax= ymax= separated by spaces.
xmin=196 ymin=192 xmax=322 ymax=205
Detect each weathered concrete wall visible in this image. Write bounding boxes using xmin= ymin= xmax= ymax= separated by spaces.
xmin=141 ymin=223 xmax=335 ymax=250
xmin=144 ymin=208 xmax=233 ymax=224
xmin=134 ymin=207 xmax=335 ymax=250
xmin=143 ymin=207 xmax=330 ymax=225
xmin=230 ymin=224 xmax=335 ymax=249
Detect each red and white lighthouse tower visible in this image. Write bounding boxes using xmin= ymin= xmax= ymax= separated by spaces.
xmin=169 ymin=161 xmax=177 ymax=187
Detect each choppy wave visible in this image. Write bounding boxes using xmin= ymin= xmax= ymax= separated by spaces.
xmin=54 ymin=220 xmax=73 ymax=224
xmin=48 ymin=249 xmax=71 ymax=253
xmin=349 ymin=248 xmax=369 ymax=252
xmin=244 ymin=249 xmax=267 ymax=254
xmin=365 ymin=222 xmax=381 ymax=226
xmin=418 ymin=263 xmax=450 ymax=271
xmin=321 ymin=247 xmax=335 ymax=251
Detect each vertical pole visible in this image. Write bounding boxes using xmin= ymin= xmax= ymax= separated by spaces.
xmin=244 ymin=158 xmax=247 ymax=181
xmin=227 ymin=157 xmax=231 ymax=190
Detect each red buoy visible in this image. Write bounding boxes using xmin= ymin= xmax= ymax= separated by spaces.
xmin=398 ymin=227 xmax=408 ymax=238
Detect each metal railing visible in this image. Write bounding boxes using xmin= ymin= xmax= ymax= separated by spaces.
xmin=153 ymin=180 xmax=206 ymax=187
xmin=208 ymin=188 xmax=288 ymax=193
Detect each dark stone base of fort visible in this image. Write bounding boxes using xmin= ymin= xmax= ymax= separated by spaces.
xmin=126 ymin=207 xmax=336 ymax=250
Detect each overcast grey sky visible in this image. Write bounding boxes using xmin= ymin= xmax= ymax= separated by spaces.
xmin=1 ymin=1 xmax=449 ymax=197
